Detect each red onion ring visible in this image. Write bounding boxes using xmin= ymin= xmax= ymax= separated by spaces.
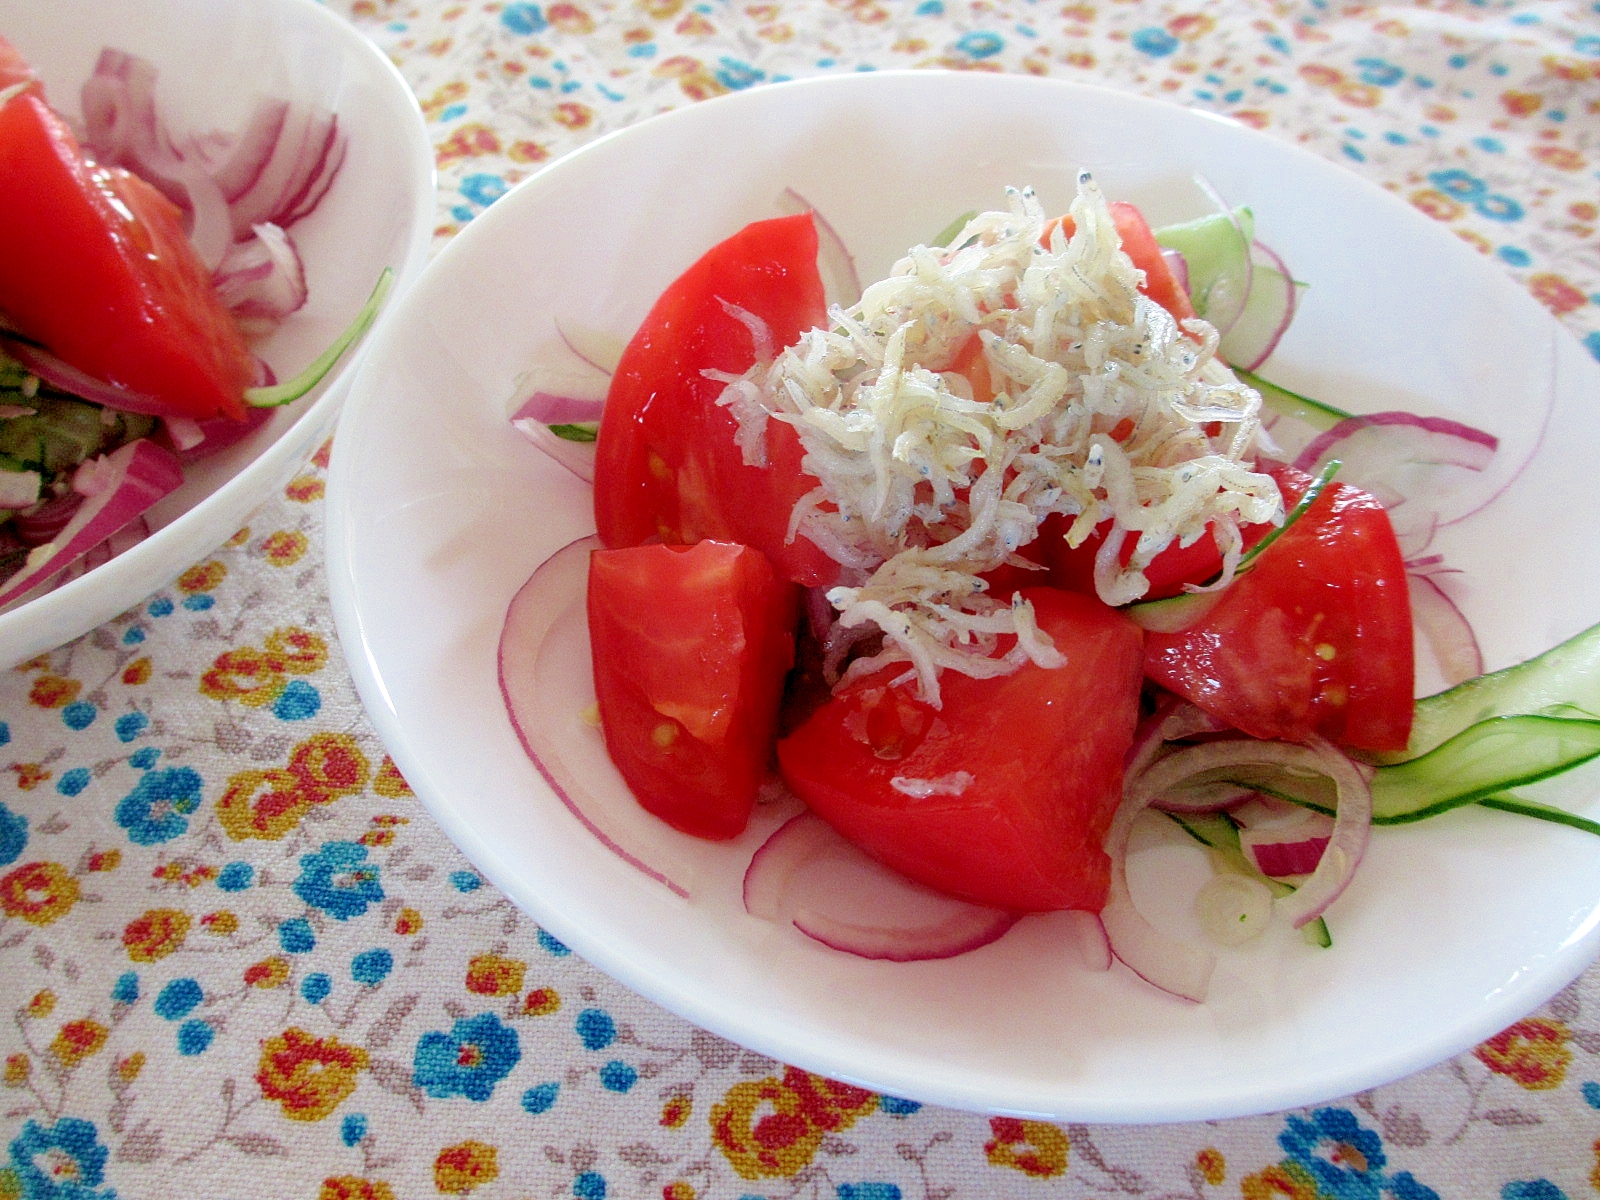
xmin=742 ymin=811 xmax=1021 ymax=962
xmin=497 ymin=534 xmax=697 ymax=897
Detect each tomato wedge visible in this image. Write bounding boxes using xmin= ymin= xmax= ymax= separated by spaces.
xmin=588 ymin=540 xmax=800 ymax=840
xmin=0 ymin=69 xmax=255 ymax=422
xmin=776 ymin=588 xmax=1145 ymax=912
xmin=592 ymin=212 xmax=838 ymax=587
xmin=1142 ymin=468 xmax=1414 ymax=753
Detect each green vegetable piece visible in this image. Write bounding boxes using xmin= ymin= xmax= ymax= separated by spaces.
xmin=931 ymin=210 xmax=979 ymax=249
xmin=246 ymin=268 xmax=395 ymax=409
xmin=1166 ymin=810 xmax=1331 ymax=947
xmin=1153 ymin=206 xmax=1255 ymax=325
xmin=1234 ymin=367 xmax=1351 ymax=433
xmin=0 ymin=393 xmax=155 ymax=477
xmin=548 ymin=422 xmax=598 ymax=443
xmin=1374 ymin=620 xmax=1600 ymax=765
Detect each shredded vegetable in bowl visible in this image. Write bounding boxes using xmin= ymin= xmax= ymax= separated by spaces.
xmin=721 ymin=174 xmax=1282 ymax=704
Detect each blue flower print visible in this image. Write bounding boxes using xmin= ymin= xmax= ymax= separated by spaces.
xmin=8 ymin=1116 xmax=117 ymax=1200
xmin=0 ymin=801 xmax=27 ymax=866
xmin=293 ymin=841 xmax=384 ymax=920
xmin=413 ymin=1012 xmax=521 ymax=1101
xmin=1276 ymin=1107 xmax=1439 ymax=1200
xmin=1281 ymin=1108 xmax=1386 ymax=1197
xmin=114 ymin=767 xmax=203 ymax=845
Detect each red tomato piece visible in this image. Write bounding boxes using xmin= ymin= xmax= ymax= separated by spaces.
xmin=1142 ymin=468 xmax=1415 ymax=753
xmin=1042 ymin=513 xmax=1275 ymax=602
xmin=776 ymin=588 xmax=1146 ymax=912
xmin=1045 ymin=201 xmax=1197 ymax=324
xmin=0 ymin=82 xmax=255 ymax=422
xmin=588 ymin=541 xmax=800 ymax=840
xmin=593 ymin=212 xmax=838 ymax=587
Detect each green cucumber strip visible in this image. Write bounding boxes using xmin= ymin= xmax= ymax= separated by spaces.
xmin=932 ymin=210 xmax=978 ymax=249
xmin=1166 ymin=811 xmax=1331 ymax=947
xmin=245 ymin=268 xmax=394 ymax=409
xmin=1371 ymin=714 xmax=1600 ymax=822
xmin=1372 ymin=619 xmax=1600 ymax=765
xmin=1123 ymin=458 xmax=1340 ymax=631
xmin=1175 ymin=714 xmax=1600 ymax=833
xmin=1152 ymin=206 xmax=1255 ymax=324
xmin=548 ymin=422 xmax=598 ymax=443
xmin=1233 ymin=367 xmax=1350 ymax=433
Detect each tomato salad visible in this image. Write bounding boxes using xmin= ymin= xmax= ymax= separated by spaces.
xmin=500 ymin=175 xmax=1600 ymax=1001
xmin=0 ymin=36 xmax=386 ymax=609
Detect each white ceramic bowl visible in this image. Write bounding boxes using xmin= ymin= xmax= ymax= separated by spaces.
xmin=0 ymin=0 xmax=434 ymax=665
xmin=326 ymin=71 xmax=1600 ymax=1122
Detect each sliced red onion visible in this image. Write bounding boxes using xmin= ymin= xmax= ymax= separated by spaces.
xmin=777 ymin=188 xmax=861 ymax=309
xmin=11 ymin=491 xmax=83 ymax=546
xmin=509 ymin=393 xmax=602 ymax=483
xmin=1063 ymin=908 xmax=1113 ymax=972
xmin=1232 ymin=795 xmax=1335 ymax=880
xmin=0 ymin=336 xmax=168 ymax=416
xmin=497 ymin=535 xmax=697 ymax=897
xmin=212 ymin=223 xmax=308 ymax=331
xmin=1194 ymin=873 xmax=1275 ymax=946
xmin=225 ymin=103 xmax=343 ymax=240
xmin=1130 ymin=738 xmax=1371 ymax=930
xmin=1408 ymin=567 xmax=1484 ymax=687
xmin=1218 ymin=240 xmax=1302 ymax=371
xmin=742 ymin=811 xmax=1021 ymax=962
xmin=0 ymin=439 xmax=183 ymax=608
xmin=1286 ymin=412 xmax=1497 ymax=528
xmin=159 ymin=404 xmax=274 ymax=464
xmin=1160 ymin=247 xmax=1189 ymax=298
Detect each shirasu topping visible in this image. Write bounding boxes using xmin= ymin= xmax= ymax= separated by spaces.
xmin=716 ymin=172 xmax=1283 ymax=706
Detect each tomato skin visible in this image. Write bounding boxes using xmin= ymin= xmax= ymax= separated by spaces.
xmin=588 ymin=541 xmax=800 ymax=840
xmin=593 ymin=213 xmax=838 ymax=587
xmin=0 ymin=87 xmax=255 ymax=422
xmin=1142 ymin=469 xmax=1415 ymax=753
xmin=1042 ymin=513 xmax=1276 ymax=602
xmin=776 ymin=588 xmax=1145 ymax=912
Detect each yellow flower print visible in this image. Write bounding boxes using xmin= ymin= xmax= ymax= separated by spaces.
xmin=122 ymin=908 xmax=191 ymax=962
xmin=547 ymin=3 xmax=595 ymax=34
xmin=0 ymin=862 xmax=81 ymax=925
xmin=289 ymin=733 xmax=369 ymax=797
xmin=266 ymin=627 xmax=329 ymax=673
xmin=984 ymin=1117 xmax=1069 ymax=1178
xmin=1241 ymin=1160 xmax=1320 ymax=1200
xmin=85 ymin=849 xmax=120 ymax=872
xmin=50 ymin=1019 xmax=108 ymax=1067
xmin=260 ymin=529 xmax=309 ymax=566
xmin=245 ymin=956 xmax=292 ymax=989
xmin=522 ymin=986 xmax=559 ymax=1016
xmin=4 ymin=1054 xmax=28 ymax=1085
xmin=201 ymin=645 xmax=286 ymax=706
xmin=256 ymin=1027 xmax=368 ymax=1122
xmin=121 ymin=657 xmax=153 ymax=685
xmin=433 ymin=1140 xmax=498 ymax=1194
xmin=116 ymin=1052 xmax=145 ymax=1082
xmin=394 ymin=908 xmax=424 ymax=936
xmin=201 ymin=910 xmax=239 ymax=936
xmin=437 ymin=123 xmax=502 ymax=167
xmin=319 ymin=1177 xmax=396 ymax=1200
xmin=216 ymin=768 xmax=318 ymax=841
xmin=373 ymin=757 xmax=413 ymax=798
xmin=710 ymin=1076 xmax=825 ymax=1179
xmin=285 ymin=474 xmax=325 ymax=503
xmin=28 ymin=674 xmax=81 ymax=708
xmin=660 ymin=1093 xmax=692 ymax=1128
xmin=1196 ymin=1146 xmax=1226 ymax=1185
xmin=662 ymin=1183 xmax=695 ymax=1200
xmin=178 ymin=561 xmax=227 ymax=593
xmin=1474 ymin=1017 xmax=1573 ymax=1090
xmin=25 ymin=991 xmax=55 ymax=1018
xmin=465 ymin=953 xmax=526 ymax=997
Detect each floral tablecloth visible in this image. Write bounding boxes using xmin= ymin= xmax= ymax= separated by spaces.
xmin=3 ymin=1 xmax=1599 ymax=1197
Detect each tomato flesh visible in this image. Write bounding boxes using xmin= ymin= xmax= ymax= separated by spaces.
xmin=0 ymin=78 xmax=255 ymax=422
xmin=1142 ymin=469 xmax=1415 ymax=753
xmin=593 ymin=212 xmax=837 ymax=587
xmin=588 ymin=541 xmax=800 ymax=840
xmin=776 ymin=588 xmax=1145 ymax=911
